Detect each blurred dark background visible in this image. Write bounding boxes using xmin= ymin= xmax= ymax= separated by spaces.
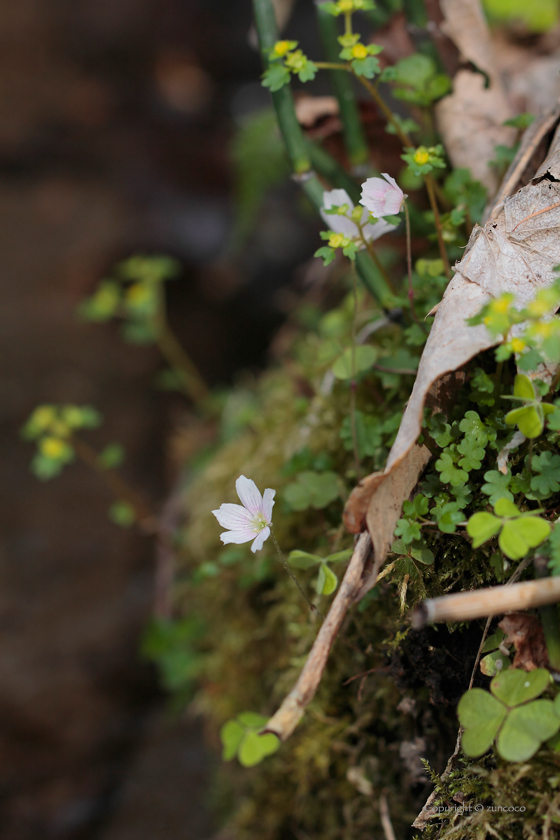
xmin=0 ymin=0 xmax=322 ymax=837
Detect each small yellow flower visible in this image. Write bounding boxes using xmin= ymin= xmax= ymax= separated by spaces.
xmin=32 ymin=406 xmax=57 ymax=431
xmin=273 ymin=40 xmax=291 ymax=58
xmin=338 ymin=0 xmax=354 ymax=11
xmin=40 ymin=437 xmax=67 ymax=460
xmin=328 ymin=232 xmax=350 ymax=249
xmin=126 ymin=283 xmax=151 ymax=305
xmin=491 ymin=296 xmax=512 ymax=315
xmin=351 ymin=43 xmax=368 ymax=60
xmin=534 ymin=321 xmax=556 ymax=339
xmin=510 ymin=338 xmax=526 ymax=353
xmin=413 ymin=148 xmax=430 ymax=166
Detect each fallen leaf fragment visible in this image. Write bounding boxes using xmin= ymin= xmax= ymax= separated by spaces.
xmin=499 ymin=613 xmax=549 ymax=671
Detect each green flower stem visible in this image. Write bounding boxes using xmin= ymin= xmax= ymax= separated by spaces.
xmin=356 ymin=219 xmax=394 ymax=294
xmin=355 ymin=250 xmax=399 ymax=311
xmin=350 ymin=265 xmax=361 ymax=479
xmin=534 ymin=554 xmax=560 ymax=672
xmin=152 ymin=285 xmax=210 ymax=405
xmin=316 ymin=10 xmax=369 ymax=167
xmin=271 ymin=531 xmax=320 ymax=616
xmin=424 ymin=175 xmax=452 ymax=279
xmin=252 ymin=0 xmax=398 ymax=312
xmin=352 ymin=72 xmax=413 ymax=147
xmin=252 ymin=0 xmax=311 ymax=175
xmin=403 ymin=200 xmax=423 ymax=328
xmin=308 ymin=142 xmax=361 ymax=204
xmin=155 ymin=321 xmax=210 ymax=405
xmin=72 ymin=437 xmax=157 ymax=534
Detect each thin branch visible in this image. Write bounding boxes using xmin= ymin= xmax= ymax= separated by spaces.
xmin=380 ymin=791 xmax=398 ymax=840
xmin=263 ymin=532 xmax=372 ymax=741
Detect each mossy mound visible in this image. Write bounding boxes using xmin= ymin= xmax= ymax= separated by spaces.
xmin=166 ymin=290 xmax=560 ymax=839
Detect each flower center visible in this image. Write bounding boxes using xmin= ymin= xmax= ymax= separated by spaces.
xmin=252 ymin=513 xmax=269 ymax=533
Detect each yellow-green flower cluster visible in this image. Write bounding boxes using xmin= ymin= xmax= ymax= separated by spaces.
xmin=22 ymin=404 xmax=102 ymax=480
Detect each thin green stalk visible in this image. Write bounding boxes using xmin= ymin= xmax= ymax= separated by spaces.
xmin=308 ymin=142 xmax=361 ymax=203
xmin=352 ymin=72 xmax=413 ymax=147
xmin=72 ymin=437 xmax=156 ymax=534
xmin=252 ymin=0 xmax=311 ymax=174
xmin=316 ymin=7 xmax=369 ymax=167
xmin=252 ymin=0 xmax=397 ymax=311
xmin=403 ymin=200 xmax=423 ymax=327
xmin=350 ymin=265 xmax=361 ymax=479
xmin=534 ymin=555 xmax=560 ymax=672
xmin=356 ymin=219 xmax=394 ymax=293
xmin=271 ymin=531 xmax=320 ymax=616
xmin=425 ymin=175 xmax=451 ymax=279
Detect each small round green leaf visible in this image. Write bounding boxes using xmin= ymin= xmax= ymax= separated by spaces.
xmin=458 ymin=689 xmax=507 ymax=757
xmin=238 ymin=730 xmax=280 ymax=767
xmin=497 ymin=700 xmax=560 ymax=762
xmin=467 ymin=512 xmax=501 ymax=547
xmin=237 ymin=712 xmax=268 ymax=728
xmin=513 ymin=373 xmax=536 ymax=400
xmin=317 ymin=563 xmax=338 ymax=596
xmin=220 ymin=719 xmax=244 ymax=761
xmin=491 ymin=667 xmax=551 ymax=706
xmin=332 ymin=346 xmax=377 ymax=380
xmin=287 ymin=550 xmax=322 ymax=569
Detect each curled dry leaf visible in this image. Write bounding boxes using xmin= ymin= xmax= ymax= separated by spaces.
xmin=436 ymin=0 xmax=515 ymax=195
xmin=499 ymin=613 xmax=549 ymax=671
xmin=345 ymin=112 xmax=560 ymax=593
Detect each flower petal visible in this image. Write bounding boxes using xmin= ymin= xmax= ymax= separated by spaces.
xmin=383 ymin=190 xmax=404 ymax=215
xmin=261 ymin=488 xmax=276 ymax=524
xmin=235 ymin=475 xmax=263 ymax=514
xmin=322 ymin=189 xmax=354 ymax=212
xmin=220 ymin=527 xmax=256 ymax=545
xmin=381 ymin=172 xmax=399 ymax=191
xmin=362 ymin=218 xmax=397 ymax=242
xmin=251 ymin=526 xmax=270 ymax=553
xmin=321 ymin=189 xmax=358 ymax=239
xmin=212 ymin=503 xmax=253 ymax=530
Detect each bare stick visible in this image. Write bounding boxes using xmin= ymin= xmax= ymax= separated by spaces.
xmin=413 ymin=574 xmax=560 ymax=627
xmin=380 ymin=791 xmax=397 ymax=840
xmin=263 ymin=532 xmax=371 ymax=741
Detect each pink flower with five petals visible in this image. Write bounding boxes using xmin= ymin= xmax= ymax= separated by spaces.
xmin=212 ymin=475 xmax=275 ymax=553
xmin=360 ymin=173 xmax=405 ymax=218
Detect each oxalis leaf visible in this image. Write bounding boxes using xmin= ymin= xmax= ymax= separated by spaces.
xmin=497 ymin=701 xmax=560 ymax=762
xmin=467 ymin=499 xmax=551 ymax=559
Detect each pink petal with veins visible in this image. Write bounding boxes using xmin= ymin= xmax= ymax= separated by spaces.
xmin=235 ymin=475 xmax=263 ymax=514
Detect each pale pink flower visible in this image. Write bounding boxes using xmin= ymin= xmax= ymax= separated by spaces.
xmin=321 ymin=189 xmax=396 ymax=244
xmin=360 ymin=173 xmax=405 ymax=218
xmin=212 ymin=475 xmax=275 ymax=553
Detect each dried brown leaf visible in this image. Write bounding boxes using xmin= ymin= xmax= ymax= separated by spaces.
xmin=499 ymin=613 xmax=549 ymax=671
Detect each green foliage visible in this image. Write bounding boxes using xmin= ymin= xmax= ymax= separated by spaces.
xmin=401 ymin=144 xmax=446 ymax=177
xmin=109 ymin=500 xmax=136 ymax=528
xmin=529 ymin=451 xmax=560 ymax=497
xmin=98 ymin=443 xmax=125 ymax=470
xmin=458 ymin=669 xmax=558 ymax=762
xmin=332 ymin=345 xmax=377 ymax=379
xmin=23 ymin=403 xmax=104 ymax=481
xmin=220 ymin=713 xmax=280 ymax=767
xmin=467 ymin=498 xmax=551 ymax=560
xmin=504 ymin=374 xmax=555 ymax=439
xmin=287 ymin=548 xmax=352 ymax=595
xmin=141 ymin=617 xmax=204 ymax=693
xmin=389 ymin=54 xmax=451 ymax=107
xmin=483 ymin=0 xmax=560 ymax=32
xmin=481 ymin=469 xmax=513 ymax=505
xmin=283 ymin=471 xmax=342 ymax=511
xmin=231 ymin=109 xmax=289 ymax=244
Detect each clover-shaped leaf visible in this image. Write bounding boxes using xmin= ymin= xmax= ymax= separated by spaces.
xmin=435 ymin=452 xmax=468 ymax=486
xmin=467 ymin=499 xmax=551 ymax=559
xmin=481 ymin=469 xmax=513 ymax=505
xmin=458 ymin=689 xmax=507 ymax=758
xmin=220 ymin=713 xmax=280 ymax=767
xmin=434 ymin=502 xmax=464 ymax=534
xmin=497 ymin=700 xmax=559 ymax=762
xmin=394 ymin=518 xmax=421 ymax=544
xmin=457 ymin=437 xmax=485 ymax=471
xmin=504 ymin=374 xmax=554 ymax=439
xmin=284 ymin=471 xmax=341 ymax=511
xmin=459 ymin=668 xmax=558 ymax=761
xmin=530 ymin=451 xmax=560 ymax=497
xmin=490 ymin=666 xmax=550 ymax=706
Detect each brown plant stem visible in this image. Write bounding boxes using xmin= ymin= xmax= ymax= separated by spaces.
xmin=403 ymin=200 xmax=423 ymax=328
xmin=425 ymin=175 xmax=451 ymax=279
xmin=72 ymin=437 xmax=157 ymax=533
